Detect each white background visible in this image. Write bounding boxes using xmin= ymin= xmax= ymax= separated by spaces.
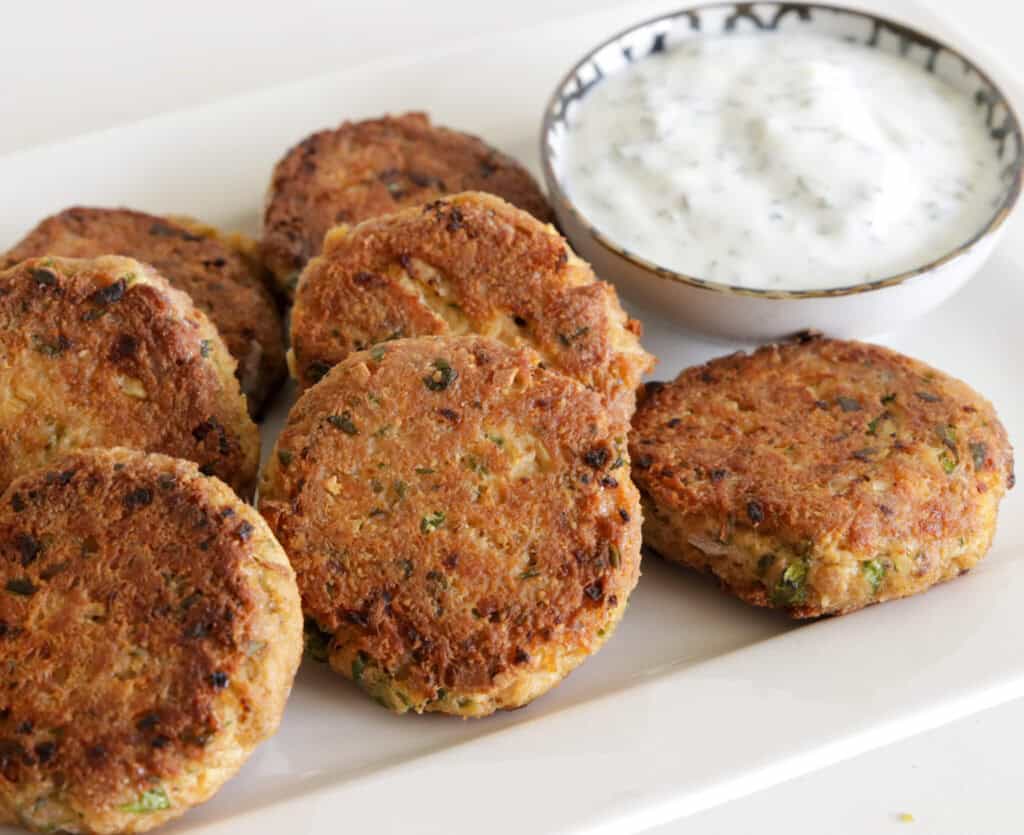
xmin=2 ymin=1 xmax=1019 ymax=832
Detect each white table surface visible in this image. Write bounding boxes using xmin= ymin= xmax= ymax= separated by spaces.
xmin=3 ymin=2 xmax=1018 ymax=832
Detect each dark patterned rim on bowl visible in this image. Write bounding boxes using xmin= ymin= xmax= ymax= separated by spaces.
xmin=540 ymin=2 xmax=1024 ymax=300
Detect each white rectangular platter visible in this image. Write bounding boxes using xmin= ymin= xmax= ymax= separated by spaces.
xmin=0 ymin=2 xmax=1021 ymax=832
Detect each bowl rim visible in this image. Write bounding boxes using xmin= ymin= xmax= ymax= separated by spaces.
xmin=539 ymin=1 xmax=1024 ymax=300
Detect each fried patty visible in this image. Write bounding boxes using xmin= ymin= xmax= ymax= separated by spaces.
xmin=0 ymin=256 xmax=259 ymax=498
xmin=259 ymin=336 xmax=642 ymax=716
xmin=261 ymin=112 xmax=555 ymax=297
xmin=0 ymin=448 xmax=302 ymax=834
xmin=2 ymin=207 xmax=286 ymax=416
xmin=630 ymin=336 xmax=1014 ymax=617
xmin=289 ymin=191 xmax=653 ymax=427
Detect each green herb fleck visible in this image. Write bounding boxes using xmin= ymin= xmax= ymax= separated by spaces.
xmin=608 ymin=544 xmax=621 ymax=569
xmin=610 ymin=456 xmax=625 ymax=470
xmin=370 ymin=344 xmax=387 ymax=362
xmin=485 ymin=433 xmax=505 ymax=447
xmin=881 ymin=392 xmax=897 ymax=405
xmin=970 ymin=441 xmax=988 ymax=470
xmin=415 ymin=467 xmax=435 ymax=475
xmin=351 ymin=652 xmax=368 ymax=683
xmin=277 ymin=450 xmax=293 ymax=466
xmin=119 ymin=787 xmax=170 ymax=814
xmin=519 ymin=567 xmax=541 ymax=580
xmin=420 ymin=511 xmax=446 ymax=533
xmin=393 ymin=480 xmax=407 ymax=500
xmin=199 ymin=339 xmax=212 ymax=358
xmin=862 ymin=559 xmax=886 ymax=595
xmin=866 ymin=415 xmax=881 ymax=436
xmin=423 ymin=358 xmax=457 ymax=391
xmin=938 ymin=450 xmax=957 ymax=474
xmin=770 ymin=560 xmax=808 ymax=607
xmin=327 ymin=412 xmax=358 ymax=435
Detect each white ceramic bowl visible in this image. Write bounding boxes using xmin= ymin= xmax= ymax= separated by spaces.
xmin=540 ymin=2 xmax=1023 ymax=341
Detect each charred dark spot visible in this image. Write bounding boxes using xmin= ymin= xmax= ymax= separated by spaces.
xmin=152 ymin=735 xmax=170 ymax=749
xmin=746 ymin=500 xmax=765 ymax=524
xmin=437 ymin=408 xmax=460 ymax=424
xmin=136 ymin=713 xmax=160 ymax=731
xmin=123 ymin=487 xmax=153 ymax=510
xmin=667 ymin=417 xmax=682 ymax=428
xmin=236 ymin=521 xmax=254 ymax=541
xmin=852 ymin=447 xmax=879 ymax=462
xmin=109 ymin=333 xmax=139 ymax=361
xmin=31 ymin=267 xmax=58 ymax=287
xmin=710 ymin=468 xmax=728 ymax=482
xmin=209 ymin=671 xmax=229 ymax=689
xmin=607 ymin=594 xmax=618 ymax=607
xmin=353 ymin=271 xmax=383 ymax=287
xmin=446 ymin=207 xmax=465 ymax=232
xmin=87 ymin=279 xmax=126 ymax=306
xmin=33 ymin=741 xmax=55 ymax=764
xmin=10 ymin=494 xmax=25 ymax=513
xmin=618 ymin=508 xmax=631 ymax=522
xmin=879 ymin=504 xmax=894 ymax=516
xmin=583 ymin=447 xmax=610 ymax=469
xmin=836 ymin=396 xmax=862 ymax=412
xmin=699 ymin=371 xmax=717 ymax=384
xmin=815 ymin=400 xmax=830 ymax=410
xmin=203 ymin=257 xmax=227 ymax=269
xmin=583 ymin=580 xmax=605 ymax=602
xmin=38 ymin=561 xmax=66 ymax=581
xmin=186 ymin=621 xmax=210 ymax=639
xmin=15 ymin=721 xmax=32 ymax=735
xmin=14 ymin=535 xmax=41 ymax=567
xmin=397 ymin=253 xmax=413 ymax=271
xmin=345 ymin=610 xmax=369 ymax=628
xmin=44 ymin=469 xmax=76 ymax=487
xmin=479 ymin=157 xmax=498 ymax=178
xmin=644 ymin=381 xmax=665 ymax=395
xmin=514 ymin=648 xmax=530 ymax=664
xmin=916 ymin=390 xmax=941 ymax=403
xmin=513 ymin=315 xmax=527 ymax=327
xmin=443 ymin=553 xmax=459 ymax=569
xmin=634 ymin=455 xmax=653 ymax=470
xmin=600 ymin=476 xmax=619 ymax=488
xmin=306 ymin=360 xmax=332 ymax=384
xmin=149 ymin=221 xmax=200 ymax=242
xmin=5 ymin=579 xmax=36 ymax=596
xmin=86 ymin=744 xmax=107 ymax=763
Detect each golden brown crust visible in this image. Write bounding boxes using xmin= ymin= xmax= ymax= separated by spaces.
xmin=0 ymin=256 xmax=259 ymax=499
xmin=631 ymin=337 xmax=1014 ymax=617
xmin=290 ymin=191 xmax=653 ymax=427
xmin=260 ymin=112 xmax=555 ymax=295
xmin=259 ymin=336 xmax=642 ymax=716
xmin=2 ymin=207 xmax=286 ymax=416
xmin=0 ymin=449 xmax=302 ymax=834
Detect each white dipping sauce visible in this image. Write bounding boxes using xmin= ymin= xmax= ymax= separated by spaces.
xmin=562 ymin=33 xmax=1006 ymax=290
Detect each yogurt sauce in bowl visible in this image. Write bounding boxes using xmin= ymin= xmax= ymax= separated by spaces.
xmin=561 ymin=31 xmax=1009 ymax=292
